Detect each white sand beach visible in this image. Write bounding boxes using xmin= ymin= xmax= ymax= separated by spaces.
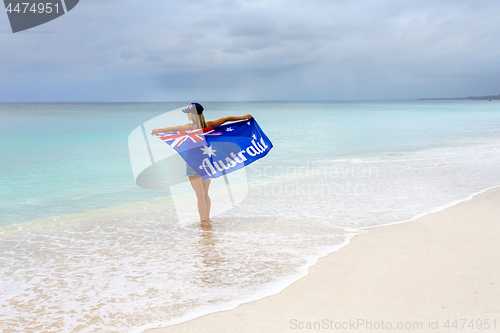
xmin=144 ymin=187 xmax=500 ymax=333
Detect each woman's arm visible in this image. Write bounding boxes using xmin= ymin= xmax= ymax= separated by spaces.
xmin=151 ymin=123 xmax=195 ymax=136
xmin=207 ymin=114 xmax=252 ymax=128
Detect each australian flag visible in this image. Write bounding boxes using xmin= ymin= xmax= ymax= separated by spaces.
xmin=156 ymin=117 xmax=273 ymax=179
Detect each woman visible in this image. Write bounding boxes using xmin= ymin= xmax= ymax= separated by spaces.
xmin=151 ymin=103 xmax=252 ymax=222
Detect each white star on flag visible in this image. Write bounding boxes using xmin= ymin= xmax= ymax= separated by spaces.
xmin=226 ymin=127 xmax=234 ymax=132
xmin=201 ymin=145 xmax=217 ymax=157
xmin=247 ymin=121 xmax=251 ymax=125
xmin=252 ymin=133 xmax=257 ymax=140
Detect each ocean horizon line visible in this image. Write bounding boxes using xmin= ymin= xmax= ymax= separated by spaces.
xmin=0 ymin=98 xmax=490 ymax=104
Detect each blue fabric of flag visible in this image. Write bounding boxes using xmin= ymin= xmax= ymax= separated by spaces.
xmin=156 ymin=117 xmax=273 ymax=179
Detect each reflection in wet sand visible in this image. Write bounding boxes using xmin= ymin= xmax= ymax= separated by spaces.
xmin=197 ymin=221 xmax=226 ymax=285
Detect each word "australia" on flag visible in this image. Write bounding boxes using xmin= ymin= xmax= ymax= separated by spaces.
xmin=156 ymin=117 xmax=273 ymax=179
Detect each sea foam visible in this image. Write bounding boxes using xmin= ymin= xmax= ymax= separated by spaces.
xmin=2 ymin=140 xmax=500 ymax=332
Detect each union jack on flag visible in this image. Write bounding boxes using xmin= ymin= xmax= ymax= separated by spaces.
xmin=158 ymin=128 xmax=222 ymax=148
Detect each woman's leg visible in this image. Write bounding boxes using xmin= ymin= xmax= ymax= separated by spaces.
xmin=189 ymin=175 xmax=208 ymax=221
xmin=202 ymin=178 xmax=212 ymax=220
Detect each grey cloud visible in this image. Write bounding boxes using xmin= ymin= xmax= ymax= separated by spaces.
xmin=1 ymin=0 xmax=500 ymax=101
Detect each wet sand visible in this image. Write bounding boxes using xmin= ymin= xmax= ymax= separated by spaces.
xmin=144 ymin=187 xmax=500 ymax=333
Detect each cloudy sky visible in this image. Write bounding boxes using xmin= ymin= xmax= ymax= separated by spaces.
xmin=1 ymin=0 xmax=499 ymax=102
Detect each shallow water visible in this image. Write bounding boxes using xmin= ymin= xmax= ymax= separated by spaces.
xmin=1 ymin=101 xmax=500 ymax=332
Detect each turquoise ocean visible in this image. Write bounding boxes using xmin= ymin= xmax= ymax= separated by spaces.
xmin=1 ymin=101 xmax=500 ymax=332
